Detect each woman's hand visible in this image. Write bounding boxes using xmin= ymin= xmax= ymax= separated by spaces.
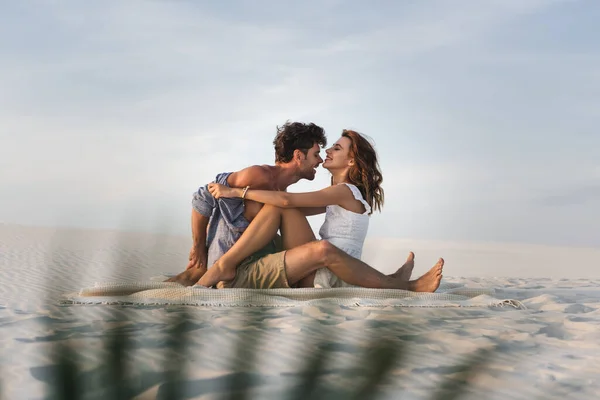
xmin=207 ymin=183 xmax=239 ymax=199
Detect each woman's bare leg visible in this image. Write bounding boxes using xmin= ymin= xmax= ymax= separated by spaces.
xmin=279 ymin=208 xmax=317 ymax=287
xmin=283 ymin=241 xmax=443 ymax=292
xmin=198 ymin=206 xmax=317 ymax=287
xmin=165 ymin=243 xmax=415 ymax=288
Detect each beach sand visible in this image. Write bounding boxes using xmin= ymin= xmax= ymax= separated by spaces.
xmin=1 ymin=224 xmax=600 ymax=399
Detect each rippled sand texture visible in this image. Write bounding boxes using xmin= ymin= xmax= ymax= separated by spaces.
xmin=1 ymin=224 xmax=599 ymax=399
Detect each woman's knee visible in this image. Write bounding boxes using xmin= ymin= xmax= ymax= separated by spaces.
xmin=315 ymin=240 xmax=336 ymax=264
xmin=293 ymin=241 xmax=332 ymax=266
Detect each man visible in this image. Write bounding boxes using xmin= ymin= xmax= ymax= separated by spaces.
xmin=168 ymin=121 xmax=327 ymax=286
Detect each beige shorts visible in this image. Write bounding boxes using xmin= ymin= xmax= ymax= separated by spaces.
xmin=218 ymin=250 xmax=291 ymax=289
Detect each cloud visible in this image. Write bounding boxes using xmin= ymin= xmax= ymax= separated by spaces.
xmin=0 ymin=0 xmax=599 ymax=247
xmin=316 ymin=0 xmax=567 ymax=55
xmin=540 ymin=184 xmax=600 ymax=207
xmin=0 ymin=1 xmax=354 ymax=201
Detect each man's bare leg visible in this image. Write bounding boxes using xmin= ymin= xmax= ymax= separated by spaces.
xmin=283 ymin=241 xmax=443 ymax=292
xmin=198 ymin=206 xmax=317 ymax=287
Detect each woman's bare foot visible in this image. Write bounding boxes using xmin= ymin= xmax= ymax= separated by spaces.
xmin=407 ymin=258 xmax=444 ymax=292
xmin=390 ymin=252 xmax=415 ymax=281
xmin=165 ymin=266 xmax=207 ymax=286
xmin=197 ymin=259 xmax=237 ymax=287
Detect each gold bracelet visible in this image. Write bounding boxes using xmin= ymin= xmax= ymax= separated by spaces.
xmin=241 ymin=186 xmax=250 ymax=199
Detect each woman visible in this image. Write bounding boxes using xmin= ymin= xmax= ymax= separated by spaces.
xmin=198 ymin=130 xmax=443 ymax=291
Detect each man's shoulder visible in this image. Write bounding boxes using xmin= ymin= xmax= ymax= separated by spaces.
xmin=227 ymin=164 xmax=274 ymax=188
xmin=236 ymin=164 xmax=273 ymax=179
xmin=241 ymin=164 xmax=273 ymax=174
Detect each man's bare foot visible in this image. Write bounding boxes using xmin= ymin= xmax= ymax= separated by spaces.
xmin=407 ymin=258 xmax=444 ymax=292
xmin=390 ymin=252 xmax=415 ymax=281
xmin=165 ymin=267 xmax=207 ymax=286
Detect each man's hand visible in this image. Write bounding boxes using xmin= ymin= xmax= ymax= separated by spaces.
xmin=207 ymin=183 xmax=240 ymax=199
xmin=186 ymin=246 xmax=207 ymax=271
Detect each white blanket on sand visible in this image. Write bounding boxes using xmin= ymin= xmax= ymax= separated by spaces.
xmin=62 ymin=280 xmax=525 ymax=309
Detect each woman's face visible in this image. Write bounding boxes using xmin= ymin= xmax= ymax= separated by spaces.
xmin=322 ymin=136 xmax=353 ymax=171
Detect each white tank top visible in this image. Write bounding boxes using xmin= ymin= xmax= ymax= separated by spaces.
xmin=313 ymin=183 xmax=371 ymax=288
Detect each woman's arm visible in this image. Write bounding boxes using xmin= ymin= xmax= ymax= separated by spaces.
xmin=301 ymin=207 xmax=327 ymax=216
xmin=207 ymin=183 xmax=349 ymax=209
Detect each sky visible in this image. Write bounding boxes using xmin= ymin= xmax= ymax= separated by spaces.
xmin=1 ymin=0 xmax=598 ymax=248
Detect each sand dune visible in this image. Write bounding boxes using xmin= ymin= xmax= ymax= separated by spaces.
xmin=1 ymin=224 xmax=600 ymax=399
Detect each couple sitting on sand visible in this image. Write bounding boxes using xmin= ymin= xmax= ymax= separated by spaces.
xmin=168 ymin=121 xmax=444 ymax=292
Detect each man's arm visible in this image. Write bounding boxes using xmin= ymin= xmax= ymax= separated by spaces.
xmin=186 ymin=208 xmax=209 ymax=270
xmin=186 ymin=183 xmax=218 ymax=270
xmin=191 ymin=209 xmax=209 ymax=249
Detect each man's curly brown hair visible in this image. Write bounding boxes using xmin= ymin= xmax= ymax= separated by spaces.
xmin=273 ymin=121 xmax=327 ymax=163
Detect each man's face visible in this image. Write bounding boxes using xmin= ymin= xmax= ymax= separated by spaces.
xmin=299 ymin=143 xmax=323 ymax=180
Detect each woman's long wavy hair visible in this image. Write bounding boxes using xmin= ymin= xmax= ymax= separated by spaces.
xmin=340 ymin=129 xmax=384 ymax=214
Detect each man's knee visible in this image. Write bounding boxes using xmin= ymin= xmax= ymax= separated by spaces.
xmin=281 ymin=207 xmax=303 ymax=215
xmin=261 ymin=203 xmax=283 ymax=213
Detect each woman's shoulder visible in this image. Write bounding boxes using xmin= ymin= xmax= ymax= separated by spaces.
xmin=337 ymin=183 xmax=371 ymax=214
xmin=337 ymin=182 xmax=362 ymax=198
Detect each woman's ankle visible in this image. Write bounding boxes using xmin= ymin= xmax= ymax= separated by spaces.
xmin=214 ymin=261 xmax=237 ymax=282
